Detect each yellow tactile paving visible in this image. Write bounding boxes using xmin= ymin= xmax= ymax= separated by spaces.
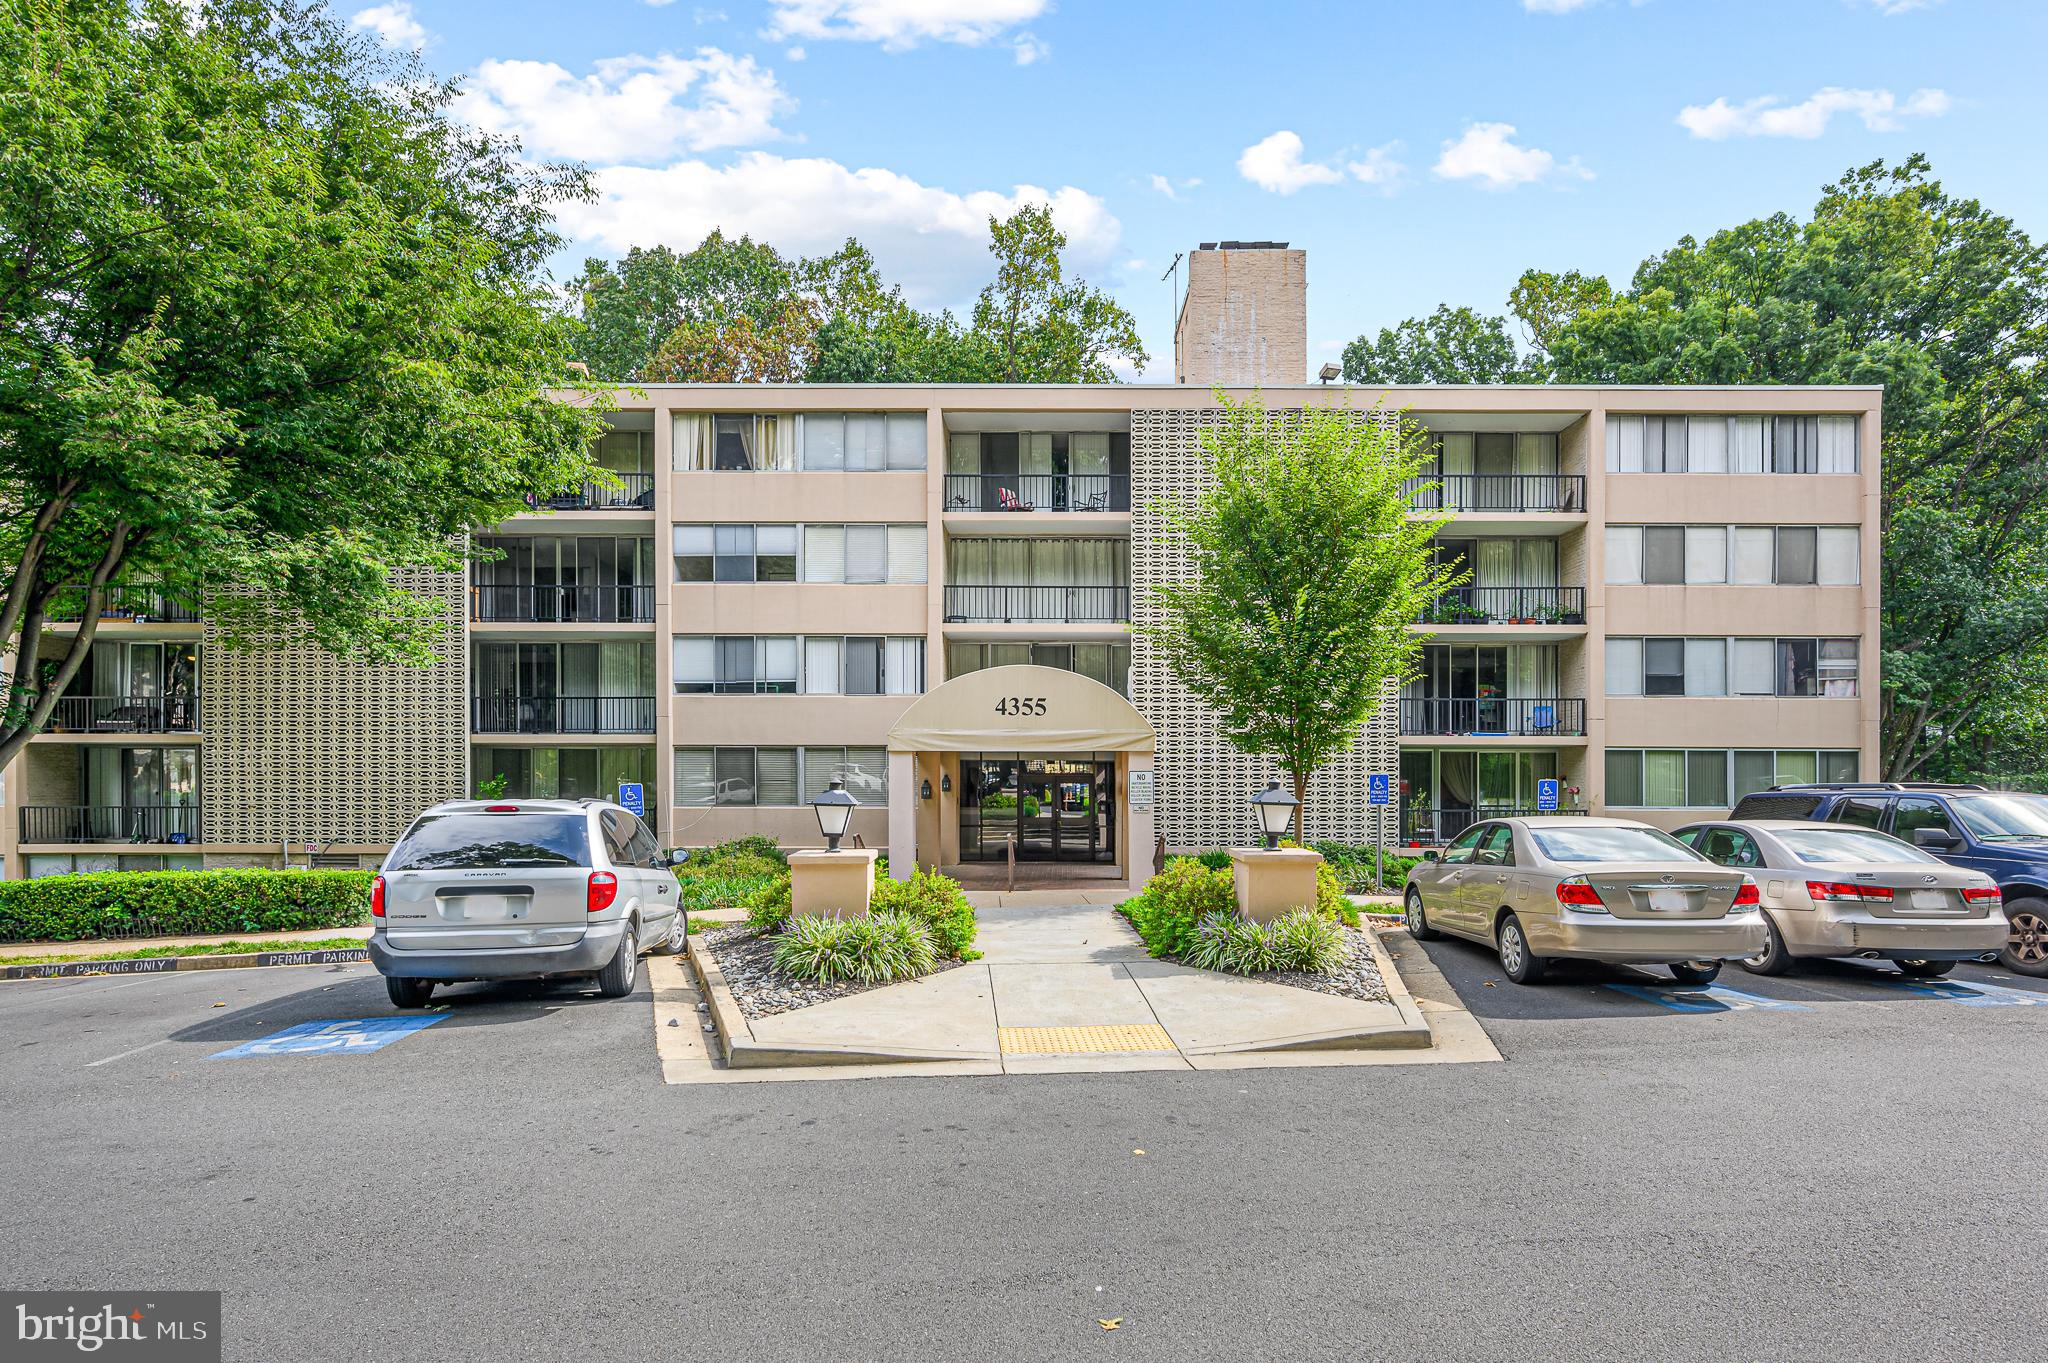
xmin=997 ymin=1023 xmax=1176 ymax=1055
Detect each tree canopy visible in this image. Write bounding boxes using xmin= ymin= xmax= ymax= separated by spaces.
xmin=570 ymin=206 xmax=1147 ymax=385
xmin=1140 ymin=394 xmax=1462 ymax=833
xmin=1338 ymin=157 xmax=2048 ymax=781
xmin=0 ymin=0 xmax=606 ymax=768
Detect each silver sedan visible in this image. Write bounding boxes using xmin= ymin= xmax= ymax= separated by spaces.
xmin=1403 ymin=817 xmax=1769 ymax=985
xmin=1673 ymin=819 xmax=2008 ymax=978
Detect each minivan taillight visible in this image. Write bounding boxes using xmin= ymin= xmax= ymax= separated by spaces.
xmin=371 ymin=874 xmax=386 ymax=918
xmin=587 ymin=871 xmax=619 ymax=914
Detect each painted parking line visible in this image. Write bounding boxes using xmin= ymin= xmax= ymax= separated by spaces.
xmin=1605 ymin=983 xmax=1812 ymax=1013
xmin=1863 ymin=977 xmax=2048 ymax=1007
xmin=211 ymin=1016 xmax=445 ymax=1059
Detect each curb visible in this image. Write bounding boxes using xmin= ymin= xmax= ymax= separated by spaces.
xmin=1176 ymin=926 xmax=1435 ymax=1055
xmin=1 ymin=946 xmax=370 ymax=981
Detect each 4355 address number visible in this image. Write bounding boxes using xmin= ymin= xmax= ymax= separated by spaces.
xmin=994 ymin=696 xmax=1047 ymax=716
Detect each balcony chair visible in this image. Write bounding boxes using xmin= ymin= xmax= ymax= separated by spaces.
xmin=995 ymin=486 xmax=1034 ymax=512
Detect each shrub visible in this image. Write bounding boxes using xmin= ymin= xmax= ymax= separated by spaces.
xmin=871 ymin=866 xmax=978 ymax=958
xmin=1190 ymin=849 xmax=1234 ymax=871
xmin=978 ymin=793 xmax=1041 ymax=818
xmin=0 ymin=869 xmax=373 ymax=944
xmin=704 ymin=835 xmax=788 ymax=868
xmin=1267 ymin=906 xmax=1347 ymax=972
xmin=772 ymin=911 xmax=937 ymax=984
xmin=1311 ymin=841 xmax=1421 ymax=894
xmin=745 ymin=873 xmax=794 ymax=932
xmin=1121 ymin=856 xmax=1236 ymax=959
xmin=1182 ymin=907 xmax=1344 ymax=975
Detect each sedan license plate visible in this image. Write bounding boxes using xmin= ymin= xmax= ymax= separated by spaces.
xmin=1910 ymin=889 xmax=1951 ymax=911
xmin=1647 ymin=889 xmax=1689 ymax=913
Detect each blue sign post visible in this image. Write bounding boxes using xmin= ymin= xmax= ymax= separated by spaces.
xmin=1367 ymin=774 xmax=1394 ymax=891
xmin=617 ymin=782 xmax=645 ymax=817
xmin=1537 ymin=778 xmax=1560 ymax=812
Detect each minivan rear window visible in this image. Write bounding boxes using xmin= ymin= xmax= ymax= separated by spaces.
xmin=387 ymin=813 xmax=590 ymax=870
xmin=1730 ymin=795 xmax=1824 ymax=821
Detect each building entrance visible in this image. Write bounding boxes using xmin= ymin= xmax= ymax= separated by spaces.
xmin=958 ymin=756 xmax=1115 ymax=863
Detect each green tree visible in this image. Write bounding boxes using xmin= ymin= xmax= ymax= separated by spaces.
xmin=968 ymin=205 xmax=1147 ymax=382
xmin=567 ymin=233 xmax=799 ymax=381
xmin=0 ymin=0 xmax=605 ymax=770
xmin=1341 ymin=305 xmax=1544 ymax=385
xmin=1140 ymin=393 xmax=1464 ymax=833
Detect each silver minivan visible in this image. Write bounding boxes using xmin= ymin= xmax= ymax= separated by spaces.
xmin=369 ymin=799 xmax=685 ymax=1008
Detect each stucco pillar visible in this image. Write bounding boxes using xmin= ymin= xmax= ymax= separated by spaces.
xmin=887 ymin=749 xmax=915 ymax=881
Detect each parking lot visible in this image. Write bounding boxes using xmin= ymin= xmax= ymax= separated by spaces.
xmin=1 ymin=940 xmax=2041 ymax=1361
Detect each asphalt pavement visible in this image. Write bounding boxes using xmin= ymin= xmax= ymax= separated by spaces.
xmin=1 ymin=942 xmax=2042 ymax=1362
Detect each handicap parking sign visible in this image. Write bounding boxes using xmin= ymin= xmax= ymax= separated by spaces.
xmin=211 ymin=1016 xmax=445 ymax=1059
xmin=1537 ymin=778 xmax=1560 ymax=811
xmin=1368 ymin=773 xmax=1392 ymax=806
xmin=617 ymin=781 xmax=645 ymax=816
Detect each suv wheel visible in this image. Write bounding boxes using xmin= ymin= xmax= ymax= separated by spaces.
xmin=597 ymin=924 xmax=638 ymax=998
xmin=2001 ymin=898 xmax=2048 ymax=978
xmin=386 ymin=976 xmax=434 ymax=1009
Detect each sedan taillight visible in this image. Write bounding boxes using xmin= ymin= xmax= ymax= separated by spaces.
xmin=1806 ymin=880 xmax=1894 ymax=903
xmin=587 ymin=871 xmax=619 ymax=914
xmin=1732 ymin=879 xmax=1762 ymax=908
xmin=1555 ymin=877 xmax=1606 ymax=909
xmin=1961 ymin=885 xmax=2002 ymax=905
xmin=371 ymin=874 xmax=386 ymax=918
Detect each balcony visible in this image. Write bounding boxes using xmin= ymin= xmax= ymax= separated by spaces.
xmin=1418 ymin=587 xmax=1584 ymax=627
xmin=1400 ymin=697 xmax=1586 ymax=738
xmin=45 ymin=585 xmax=200 ymax=624
xmin=471 ymin=585 xmax=655 ymax=624
xmin=944 ymin=585 xmax=1130 ymax=624
xmin=526 ymin=474 xmax=655 ymax=513
xmin=43 ymin=695 xmax=198 ymax=735
xmin=944 ymin=473 xmax=1130 ymax=514
xmin=1404 ymin=474 xmax=1585 ymax=514
xmin=472 ymin=696 xmax=656 ymax=734
xmin=21 ymin=805 xmax=200 ymax=844
xmin=1401 ymin=804 xmax=1587 ymax=846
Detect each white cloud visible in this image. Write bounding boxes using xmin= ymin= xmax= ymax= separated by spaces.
xmin=692 ymin=5 xmax=729 ymax=17
xmin=557 ymin=152 xmax=1121 ymax=307
xmin=765 ymin=0 xmax=1049 ymax=50
xmin=349 ymin=2 xmax=428 ymax=48
xmin=1854 ymin=0 xmax=1943 ymax=12
xmin=1677 ymin=86 xmax=1950 ymax=139
xmin=785 ymin=45 xmax=807 ymax=60
xmin=1237 ymin=130 xmax=1345 ymax=194
xmin=1432 ymin=122 xmax=1590 ymax=189
xmin=1147 ymin=173 xmax=1202 ymax=201
xmin=1011 ymin=32 xmax=1050 ymax=64
xmin=453 ymin=49 xmax=792 ymax=163
xmin=1522 ymin=0 xmax=1597 ymax=10
xmin=1346 ymin=142 xmax=1406 ymax=191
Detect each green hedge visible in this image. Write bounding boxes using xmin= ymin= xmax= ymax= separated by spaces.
xmin=0 ymin=869 xmax=374 ymax=943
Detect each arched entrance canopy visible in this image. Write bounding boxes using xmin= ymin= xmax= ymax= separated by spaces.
xmin=887 ymin=665 xmax=1154 ymax=754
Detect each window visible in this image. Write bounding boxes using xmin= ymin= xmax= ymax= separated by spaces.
xmin=1474 ymin=825 xmax=1516 ymax=866
xmin=1607 ymin=414 xmax=1858 ymax=474
xmin=1698 ymin=828 xmax=1762 ymax=867
xmin=1890 ymin=797 xmax=1957 ymax=844
xmin=1687 ymin=749 xmax=1729 ymax=808
xmin=673 ymin=636 xmax=798 ymax=694
xmin=1610 ymin=525 xmax=1859 ymax=586
xmin=671 ymin=415 xmax=797 ymax=472
xmin=1684 ymin=526 xmax=1726 ymax=584
xmin=1731 ymin=527 xmax=1775 ymax=584
xmin=1608 ymin=749 xmax=1856 ymax=807
xmin=1644 ymin=639 xmax=1685 ymax=696
xmin=1529 ymin=825 xmax=1700 ymax=862
xmin=1643 ymin=527 xmax=1685 ymax=585
xmin=950 ymin=640 xmax=1130 ymax=694
xmin=1817 ymin=527 xmax=1859 ymax=585
xmin=1605 ymin=749 xmax=1644 ymax=807
xmin=1440 ymin=824 xmax=1486 ymax=865
xmin=1605 ymin=527 xmax=1643 ymax=584
xmin=1831 ymin=797 xmax=1889 ymax=829
xmin=1779 ymin=827 xmax=1936 ymax=865
xmin=1732 ymin=639 xmax=1775 ymax=695
xmin=1684 ymin=638 xmax=1726 ymax=697
xmin=1604 ymin=638 xmax=1729 ymax=697
xmin=674 ymin=748 xmax=801 ymax=806
xmin=1606 ymin=637 xmax=1644 ymax=696
xmin=1643 ymin=750 xmax=1687 ymax=806
xmin=802 ymin=746 xmax=888 ymax=801
xmin=799 ymin=413 xmax=926 ymax=470
xmin=679 ymin=636 xmax=923 ymax=695
xmin=1776 ymin=527 xmax=1817 ymax=585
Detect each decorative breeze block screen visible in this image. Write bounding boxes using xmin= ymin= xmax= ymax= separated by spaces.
xmin=1130 ymin=407 xmax=1400 ymax=851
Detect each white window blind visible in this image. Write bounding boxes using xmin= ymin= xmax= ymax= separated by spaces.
xmin=1606 ymin=638 xmax=1644 ymax=696
xmin=1817 ymin=527 xmax=1859 ymax=585
xmin=1606 ymin=418 xmax=1642 ymax=473
xmin=674 ymin=749 xmax=715 ymax=805
xmin=844 ymin=525 xmax=887 ymax=583
xmin=1684 ymin=526 xmax=1727 ymax=584
xmin=1731 ymin=527 xmax=1775 ymax=584
xmin=1686 ymin=417 xmax=1728 ymax=473
xmin=886 ymin=414 xmax=926 ymax=469
xmin=1684 ymin=638 xmax=1727 ymax=696
xmin=755 ymin=748 xmax=799 ymax=806
xmin=803 ymin=637 xmax=841 ymax=694
xmin=886 ymin=525 xmax=928 ymax=583
xmin=760 ymin=637 xmax=798 ymax=689
xmin=884 ymin=637 xmax=925 ymax=695
xmin=674 ymin=637 xmax=714 ymax=688
xmin=1731 ymin=418 xmax=1766 ymax=473
xmin=1732 ymin=639 xmax=1775 ymax=695
xmin=846 ymin=415 xmax=886 ymax=470
xmin=803 ymin=525 xmax=845 ymax=583
xmin=1818 ymin=417 xmax=1858 ymax=473
xmin=1606 ymin=527 xmax=1643 ymax=584
xmin=801 ymin=415 xmax=845 ymax=470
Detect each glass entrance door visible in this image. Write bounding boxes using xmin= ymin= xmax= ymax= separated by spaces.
xmin=959 ymin=756 xmax=1115 ymax=862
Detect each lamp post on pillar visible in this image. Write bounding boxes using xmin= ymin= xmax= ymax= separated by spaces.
xmin=1231 ymin=779 xmax=1322 ymax=923
xmin=788 ymin=777 xmax=876 ymax=919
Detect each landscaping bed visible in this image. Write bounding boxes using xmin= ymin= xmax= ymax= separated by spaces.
xmin=698 ymin=923 xmax=967 ymax=1020
xmin=1253 ymin=924 xmax=1389 ymax=1004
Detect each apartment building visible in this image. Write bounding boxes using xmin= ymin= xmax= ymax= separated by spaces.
xmin=0 ymin=243 xmax=1881 ymax=886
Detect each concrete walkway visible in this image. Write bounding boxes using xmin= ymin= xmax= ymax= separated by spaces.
xmin=692 ymin=903 xmax=1439 ymax=1078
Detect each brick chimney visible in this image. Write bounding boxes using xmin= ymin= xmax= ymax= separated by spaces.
xmin=1172 ymin=241 xmax=1307 ymax=386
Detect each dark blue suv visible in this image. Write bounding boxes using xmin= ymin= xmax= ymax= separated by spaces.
xmin=1728 ymin=782 xmax=2046 ymax=976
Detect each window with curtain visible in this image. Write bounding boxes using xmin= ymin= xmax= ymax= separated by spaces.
xmin=1687 ymin=751 xmax=1729 ymax=809
xmin=1606 ymin=750 xmax=1644 ymax=806
xmin=1770 ymin=417 xmax=1819 ymax=474
xmin=1644 ymin=639 xmax=1685 ymax=695
xmin=801 ymin=414 xmax=926 ymax=470
xmin=1606 ymin=637 xmax=1644 ymax=695
xmin=1606 ymin=414 xmax=1859 ymax=474
xmin=1606 ymin=527 xmax=1643 ymax=584
xmin=803 ymin=637 xmax=841 ymax=695
xmin=947 ymin=432 xmax=981 ymax=474
xmin=1819 ymin=639 xmax=1859 ymax=696
xmin=1685 ymin=417 xmax=1727 ymax=473
xmin=1817 ymin=417 xmax=1859 ymax=473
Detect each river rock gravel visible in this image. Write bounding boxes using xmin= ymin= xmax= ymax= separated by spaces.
xmin=700 ymin=924 xmax=965 ymax=1020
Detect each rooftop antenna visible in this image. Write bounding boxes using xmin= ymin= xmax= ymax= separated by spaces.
xmin=1161 ymin=252 xmax=1183 ymax=381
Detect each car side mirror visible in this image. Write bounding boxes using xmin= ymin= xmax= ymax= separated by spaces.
xmin=1910 ymin=828 xmax=1959 ymax=851
xmin=667 ymin=848 xmax=691 ymax=867
xmin=1423 ymin=850 xmax=1440 ymax=863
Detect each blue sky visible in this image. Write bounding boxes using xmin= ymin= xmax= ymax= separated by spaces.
xmin=352 ymin=0 xmax=2048 ymax=378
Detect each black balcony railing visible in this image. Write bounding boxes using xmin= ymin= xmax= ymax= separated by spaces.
xmin=1405 ymin=474 xmax=1586 ymax=514
xmin=45 ymin=695 xmax=198 ymax=734
xmin=1399 ymin=697 xmax=1586 ymax=737
xmin=1418 ymin=587 xmax=1584 ymax=626
xmin=21 ymin=805 xmax=200 ymax=844
xmin=472 ymin=695 xmax=656 ymax=734
xmin=943 ymin=585 xmax=1130 ymax=624
xmin=471 ymin=584 xmax=656 ymax=623
xmin=943 ymin=473 xmax=1131 ymax=514
xmin=527 ymin=474 xmax=655 ymax=512
xmin=1399 ymin=804 xmax=1588 ymax=846
xmin=45 ymin=585 xmax=200 ymax=624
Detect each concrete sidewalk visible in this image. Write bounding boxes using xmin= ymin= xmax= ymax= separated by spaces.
xmin=669 ymin=903 xmax=1489 ymax=1082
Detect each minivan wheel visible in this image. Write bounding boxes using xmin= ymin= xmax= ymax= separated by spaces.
xmin=596 ymin=926 xmax=638 ymax=998
xmin=1497 ymin=914 xmax=1547 ymax=985
xmin=1668 ymin=959 xmax=1722 ymax=986
xmin=2000 ymin=899 xmax=2048 ymax=978
xmin=386 ymin=976 xmax=434 ymax=1009
xmin=653 ymin=911 xmax=689 ymax=956
xmin=1741 ymin=916 xmax=1795 ymax=976
xmin=1404 ymin=889 xmax=1440 ymax=941
xmin=1896 ymin=958 xmax=1956 ymax=978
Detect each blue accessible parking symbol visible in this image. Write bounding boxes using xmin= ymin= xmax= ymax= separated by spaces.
xmin=211 ymin=1016 xmax=446 ymax=1059
xmin=1368 ymin=773 xmax=1392 ymax=806
xmin=1537 ymin=778 xmax=1560 ymax=812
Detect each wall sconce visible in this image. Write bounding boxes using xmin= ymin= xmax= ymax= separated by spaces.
xmin=920 ymin=779 xmax=934 ymax=801
xmin=941 ymin=773 xmax=952 ymax=794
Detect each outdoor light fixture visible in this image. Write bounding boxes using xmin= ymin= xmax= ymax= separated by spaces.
xmin=941 ymin=773 xmax=952 ymax=794
xmin=1318 ymin=362 xmax=1341 ymax=384
xmin=811 ymin=776 xmax=858 ymax=853
xmin=1251 ymin=780 xmax=1299 ymax=850
xmin=920 ymin=779 xmax=934 ymax=802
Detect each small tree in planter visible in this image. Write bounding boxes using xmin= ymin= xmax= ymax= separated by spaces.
xmin=1141 ymin=391 xmax=1464 ymax=837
